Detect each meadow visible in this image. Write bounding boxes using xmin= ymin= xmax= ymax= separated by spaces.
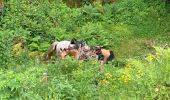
xmin=0 ymin=0 xmax=170 ymax=99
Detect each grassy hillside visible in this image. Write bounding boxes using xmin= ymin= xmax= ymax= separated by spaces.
xmin=0 ymin=0 xmax=170 ymax=99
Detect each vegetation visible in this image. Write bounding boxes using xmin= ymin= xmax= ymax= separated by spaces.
xmin=0 ymin=0 xmax=170 ymax=99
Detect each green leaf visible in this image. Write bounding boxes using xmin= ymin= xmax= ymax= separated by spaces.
xmin=31 ymin=36 xmax=41 ymax=42
xmin=28 ymin=42 xmax=39 ymax=51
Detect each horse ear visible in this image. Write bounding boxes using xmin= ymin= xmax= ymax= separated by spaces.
xmin=71 ymin=38 xmax=77 ymax=44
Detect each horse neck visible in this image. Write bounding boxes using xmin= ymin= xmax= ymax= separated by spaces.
xmin=68 ymin=50 xmax=80 ymax=57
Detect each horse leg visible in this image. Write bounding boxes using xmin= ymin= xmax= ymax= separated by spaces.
xmin=46 ymin=42 xmax=58 ymax=60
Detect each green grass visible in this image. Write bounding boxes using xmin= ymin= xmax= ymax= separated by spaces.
xmin=0 ymin=0 xmax=170 ymax=99
xmin=0 ymin=47 xmax=170 ymax=99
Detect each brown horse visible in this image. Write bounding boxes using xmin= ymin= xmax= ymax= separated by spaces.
xmin=59 ymin=48 xmax=81 ymax=59
xmin=59 ymin=46 xmax=97 ymax=60
xmin=45 ymin=39 xmax=90 ymax=60
xmin=95 ymin=46 xmax=115 ymax=64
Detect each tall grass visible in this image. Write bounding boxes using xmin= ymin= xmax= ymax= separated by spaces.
xmin=0 ymin=0 xmax=170 ymax=99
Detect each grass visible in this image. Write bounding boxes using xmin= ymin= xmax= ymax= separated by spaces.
xmin=0 ymin=0 xmax=170 ymax=99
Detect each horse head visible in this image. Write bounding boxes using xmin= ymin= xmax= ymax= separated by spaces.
xmin=70 ymin=38 xmax=90 ymax=50
xmin=59 ymin=47 xmax=80 ymax=60
xmin=59 ymin=48 xmax=69 ymax=59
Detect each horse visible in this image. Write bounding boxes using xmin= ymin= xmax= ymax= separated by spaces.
xmin=59 ymin=47 xmax=97 ymax=60
xmin=45 ymin=39 xmax=90 ymax=60
xmin=79 ymin=48 xmax=97 ymax=60
xmin=59 ymin=48 xmax=81 ymax=59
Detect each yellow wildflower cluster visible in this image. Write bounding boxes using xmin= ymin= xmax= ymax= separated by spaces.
xmin=13 ymin=42 xmax=24 ymax=56
xmin=119 ymin=74 xmax=132 ymax=83
xmin=105 ymin=72 xmax=112 ymax=79
xmin=137 ymin=71 xmax=144 ymax=77
xmin=100 ymin=79 xmax=109 ymax=85
xmin=29 ymin=51 xmax=40 ymax=58
xmin=146 ymin=53 xmax=154 ymax=62
xmin=125 ymin=64 xmax=133 ymax=72
xmin=111 ymin=84 xmax=117 ymax=88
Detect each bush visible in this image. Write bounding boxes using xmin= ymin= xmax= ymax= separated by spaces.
xmin=0 ymin=0 xmax=169 ymax=99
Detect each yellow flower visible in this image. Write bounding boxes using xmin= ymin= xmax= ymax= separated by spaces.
xmin=125 ymin=64 xmax=133 ymax=71
xmin=29 ymin=51 xmax=39 ymax=58
xmin=13 ymin=42 xmax=23 ymax=56
xmin=105 ymin=72 xmax=112 ymax=79
xmin=155 ymin=51 xmax=161 ymax=58
xmin=119 ymin=75 xmax=132 ymax=83
xmin=100 ymin=79 xmax=109 ymax=85
xmin=92 ymin=60 xmax=97 ymax=65
xmin=137 ymin=71 xmax=144 ymax=77
xmin=146 ymin=53 xmax=154 ymax=62
xmin=155 ymin=52 xmax=160 ymax=56
xmin=111 ymin=84 xmax=117 ymax=88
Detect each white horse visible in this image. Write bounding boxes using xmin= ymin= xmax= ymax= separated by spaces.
xmin=45 ymin=40 xmax=90 ymax=60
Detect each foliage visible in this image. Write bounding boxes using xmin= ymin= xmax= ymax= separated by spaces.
xmin=0 ymin=47 xmax=170 ymax=99
xmin=0 ymin=0 xmax=170 ymax=99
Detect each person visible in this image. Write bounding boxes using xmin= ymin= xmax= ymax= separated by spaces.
xmin=95 ymin=46 xmax=115 ymax=64
xmin=45 ymin=38 xmax=90 ymax=60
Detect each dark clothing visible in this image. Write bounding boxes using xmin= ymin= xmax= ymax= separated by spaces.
xmin=98 ymin=54 xmax=104 ymax=61
xmin=107 ymin=51 xmax=114 ymax=61
xmin=97 ymin=50 xmax=115 ymax=64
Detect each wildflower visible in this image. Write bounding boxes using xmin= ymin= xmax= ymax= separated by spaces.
xmin=13 ymin=42 xmax=23 ymax=56
xmin=146 ymin=53 xmax=154 ymax=62
xmin=137 ymin=71 xmax=144 ymax=77
xmin=155 ymin=52 xmax=160 ymax=57
xmin=100 ymin=79 xmax=109 ymax=85
xmin=155 ymin=51 xmax=161 ymax=59
xmin=29 ymin=51 xmax=39 ymax=58
xmin=92 ymin=60 xmax=97 ymax=65
xmin=105 ymin=72 xmax=112 ymax=79
xmin=125 ymin=64 xmax=133 ymax=71
xmin=111 ymin=84 xmax=117 ymax=88
xmin=119 ymin=74 xmax=132 ymax=83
